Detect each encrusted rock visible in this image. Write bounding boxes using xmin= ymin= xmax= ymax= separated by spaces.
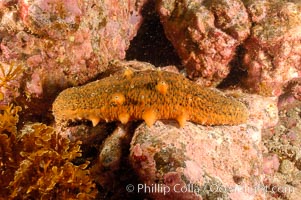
xmin=128 ymin=91 xmax=279 ymax=199
xmin=262 ymin=99 xmax=301 ymax=199
xmin=156 ymin=0 xmax=251 ymax=86
xmin=130 ymin=120 xmax=264 ymax=200
xmin=242 ymin=0 xmax=301 ymax=96
xmin=0 ymin=0 xmax=146 ymax=115
xmin=91 ymin=125 xmax=133 ymax=188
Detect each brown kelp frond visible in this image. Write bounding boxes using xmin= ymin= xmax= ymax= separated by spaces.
xmin=8 ymin=123 xmax=98 ymax=199
xmin=0 ymin=105 xmax=22 ymax=197
xmin=0 ymin=62 xmax=24 ymax=88
xmin=0 ymin=104 xmax=98 ymax=199
xmin=0 ymin=104 xmax=21 ymax=134
xmin=0 ymin=61 xmax=24 ymax=101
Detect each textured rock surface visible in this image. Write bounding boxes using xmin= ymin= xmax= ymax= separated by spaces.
xmin=54 ymin=88 xmax=278 ymax=199
xmin=278 ymin=78 xmax=301 ymax=109
xmin=237 ymin=93 xmax=278 ymax=131
xmin=129 ymin=93 xmax=278 ymax=199
xmin=130 ymin=121 xmax=264 ymax=200
xmin=262 ymin=100 xmax=301 ymax=199
xmin=242 ymin=0 xmax=301 ymax=96
xmin=2 ymin=0 xmax=301 ymax=199
xmin=0 ymin=0 xmax=145 ymax=111
xmin=157 ymin=0 xmax=251 ymax=86
xmin=91 ymin=125 xmax=133 ymax=188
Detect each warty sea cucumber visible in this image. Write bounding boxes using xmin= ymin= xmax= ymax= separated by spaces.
xmin=53 ymin=69 xmax=248 ymax=127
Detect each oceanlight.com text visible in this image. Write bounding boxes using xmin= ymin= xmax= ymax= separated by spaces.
xmin=125 ymin=183 xmax=294 ymax=196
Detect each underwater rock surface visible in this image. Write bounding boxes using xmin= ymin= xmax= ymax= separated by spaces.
xmin=0 ymin=0 xmax=145 ymax=110
xmin=242 ymin=0 xmax=301 ymax=96
xmin=128 ymin=92 xmax=277 ymax=200
xmin=1 ymin=0 xmax=301 ymax=199
xmin=130 ymin=120 xmax=263 ymax=200
xmin=262 ymin=100 xmax=301 ymax=199
xmin=157 ymin=0 xmax=251 ymax=86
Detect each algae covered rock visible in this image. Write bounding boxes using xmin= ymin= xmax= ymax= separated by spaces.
xmin=130 ymin=120 xmax=263 ymax=200
xmin=0 ymin=0 xmax=146 ymax=115
xmin=128 ymin=92 xmax=278 ymax=199
xmin=157 ymin=0 xmax=251 ymax=86
xmin=242 ymin=0 xmax=301 ymax=96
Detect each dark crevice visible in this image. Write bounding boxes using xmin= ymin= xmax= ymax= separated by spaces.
xmin=126 ymin=1 xmax=181 ymax=67
xmin=218 ymin=45 xmax=248 ymax=89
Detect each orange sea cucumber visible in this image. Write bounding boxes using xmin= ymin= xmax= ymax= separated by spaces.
xmin=52 ymin=70 xmax=248 ymax=127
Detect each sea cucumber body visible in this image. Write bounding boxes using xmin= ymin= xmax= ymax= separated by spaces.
xmin=53 ymin=70 xmax=248 ymax=127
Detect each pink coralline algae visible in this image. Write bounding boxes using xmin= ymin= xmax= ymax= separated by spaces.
xmin=127 ymin=91 xmax=278 ymax=200
xmin=156 ymin=0 xmax=251 ymax=86
xmin=130 ymin=120 xmax=264 ymax=200
xmin=263 ymin=154 xmax=280 ymax=175
xmin=2 ymin=0 xmax=301 ymax=198
xmin=0 ymin=0 xmax=146 ymax=115
xmin=278 ymin=78 xmax=301 ymax=109
xmin=262 ymin=99 xmax=301 ymax=199
xmin=242 ymin=0 xmax=301 ymax=96
xmin=19 ymin=0 xmax=83 ymax=39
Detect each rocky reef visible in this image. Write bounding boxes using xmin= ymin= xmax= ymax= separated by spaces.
xmin=242 ymin=0 xmax=301 ymax=96
xmin=1 ymin=0 xmax=301 ymax=199
xmin=157 ymin=0 xmax=251 ymax=86
xmin=0 ymin=0 xmax=146 ymax=114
